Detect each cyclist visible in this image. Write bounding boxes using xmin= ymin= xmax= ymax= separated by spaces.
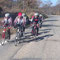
xmin=2 ymin=13 xmax=12 ymax=44
xmin=2 ymin=13 xmax=12 ymax=27
xmin=22 ymin=13 xmax=30 ymax=25
xmin=14 ymin=12 xmax=23 ymax=27
xmin=22 ymin=13 xmax=27 ymax=32
xmin=39 ymin=14 xmax=43 ymax=28
xmin=32 ymin=13 xmax=40 ymax=36
xmin=14 ymin=12 xmax=26 ymax=36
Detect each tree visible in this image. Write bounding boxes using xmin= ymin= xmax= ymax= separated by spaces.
xmin=54 ymin=0 xmax=60 ymax=14
xmin=42 ymin=0 xmax=52 ymax=14
xmin=0 ymin=0 xmax=42 ymax=13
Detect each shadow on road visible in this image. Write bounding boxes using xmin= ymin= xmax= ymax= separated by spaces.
xmin=9 ymin=33 xmax=53 ymax=44
xmin=40 ymin=29 xmax=51 ymax=31
xmin=38 ymin=31 xmax=50 ymax=35
xmin=25 ymin=32 xmax=31 ymax=34
xmin=22 ymin=34 xmax=53 ymax=43
xmin=42 ymin=24 xmax=60 ymax=27
xmin=9 ymin=27 xmax=53 ymax=44
xmin=44 ymin=20 xmax=58 ymax=22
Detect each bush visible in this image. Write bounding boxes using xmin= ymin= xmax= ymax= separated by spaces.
xmin=42 ymin=14 xmax=48 ymax=19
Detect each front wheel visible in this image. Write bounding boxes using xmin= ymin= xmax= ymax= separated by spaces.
xmin=32 ymin=26 xmax=38 ymax=36
xmin=15 ymin=36 xmax=19 ymax=46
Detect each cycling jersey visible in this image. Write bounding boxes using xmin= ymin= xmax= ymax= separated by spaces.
xmin=2 ymin=17 xmax=12 ymax=27
xmin=33 ymin=17 xmax=39 ymax=24
xmin=14 ymin=16 xmax=26 ymax=26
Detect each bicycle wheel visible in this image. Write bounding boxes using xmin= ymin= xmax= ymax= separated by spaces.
xmin=15 ymin=33 xmax=19 ymax=46
xmin=15 ymin=28 xmax=19 ymax=46
xmin=7 ymin=29 xmax=11 ymax=40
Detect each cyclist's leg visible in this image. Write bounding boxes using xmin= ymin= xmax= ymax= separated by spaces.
xmin=32 ymin=26 xmax=34 ymax=35
xmin=36 ymin=26 xmax=39 ymax=36
xmin=19 ymin=25 xmax=23 ymax=37
xmin=21 ymin=28 xmax=23 ymax=37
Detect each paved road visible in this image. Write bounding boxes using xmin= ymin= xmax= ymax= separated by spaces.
xmin=0 ymin=15 xmax=60 ymax=60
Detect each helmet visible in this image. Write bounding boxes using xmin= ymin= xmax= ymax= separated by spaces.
xmin=18 ymin=12 xmax=22 ymax=16
xmin=32 ymin=16 xmax=34 ymax=19
xmin=5 ymin=13 xmax=10 ymax=17
xmin=39 ymin=14 xmax=42 ymax=17
xmin=8 ymin=27 xmax=11 ymax=29
xmin=34 ymin=13 xmax=39 ymax=16
xmin=22 ymin=13 xmax=26 ymax=17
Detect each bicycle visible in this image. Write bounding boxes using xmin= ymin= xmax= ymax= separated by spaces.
xmin=31 ymin=22 xmax=39 ymax=39
xmin=2 ymin=27 xmax=11 ymax=45
xmin=15 ymin=25 xmax=24 ymax=46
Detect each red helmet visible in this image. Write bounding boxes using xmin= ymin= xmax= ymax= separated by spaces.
xmin=8 ymin=27 xmax=11 ymax=29
xmin=18 ymin=12 xmax=22 ymax=16
xmin=32 ymin=16 xmax=34 ymax=19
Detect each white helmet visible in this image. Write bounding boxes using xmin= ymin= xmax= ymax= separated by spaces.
xmin=34 ymin=13 xmax=39 ymax=16
xmin=22 ymin=13 xmax=26 ymax=17
xmin=5 ymin=13 xmax=10 ymax=17
xmin=39 ymin=14 xmax=42 ymax=17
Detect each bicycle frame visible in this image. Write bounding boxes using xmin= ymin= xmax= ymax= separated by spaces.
xmin=32 ymin=23 xmax=38 ymax=36
xmin=15 ymin=25 xmax=24 ymax=46
xmin=2 ymin=27 xmax=11 ymax=45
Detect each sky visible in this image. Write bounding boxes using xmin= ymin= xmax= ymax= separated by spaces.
xmin=13 ymin=0 xmax=58 ymax=6
xmin=42 ymin=0 xmax=58 ymax=6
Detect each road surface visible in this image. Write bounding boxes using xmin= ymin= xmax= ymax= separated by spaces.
xmin=0 ymin=15 xmax=60 ymax=60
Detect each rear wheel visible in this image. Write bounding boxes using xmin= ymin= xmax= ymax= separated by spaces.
xmin=15 ymin=38 xmax=18 ymax=46
xmin=32 ymin=26 xmax=37 ymax=37
xmin=15 ymin=30 xmax=23 ymax=46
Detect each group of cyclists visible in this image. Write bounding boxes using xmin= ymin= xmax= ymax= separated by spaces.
xmin=1 ymin=12 xmax=43 ymax=44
